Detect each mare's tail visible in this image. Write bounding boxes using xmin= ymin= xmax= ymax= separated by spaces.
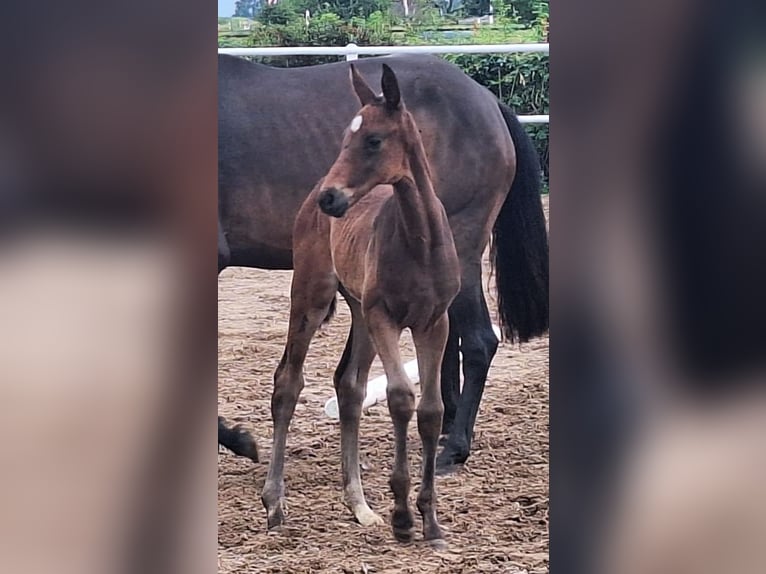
xmin=491 ymin=102 xmax=549 ymax=343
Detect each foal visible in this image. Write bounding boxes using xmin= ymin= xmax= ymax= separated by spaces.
xmin=262 ymin=63 xmax=460 ymax=547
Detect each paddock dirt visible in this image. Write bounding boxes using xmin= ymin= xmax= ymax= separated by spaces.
xmin=218 ymin=197 xmax=549 ymax=573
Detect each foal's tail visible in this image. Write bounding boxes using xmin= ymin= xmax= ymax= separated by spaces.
xmin=491 ymin=102 xmax=549 ymax=343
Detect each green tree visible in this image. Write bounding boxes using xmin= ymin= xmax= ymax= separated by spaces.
xmin=256 ymin=1 xmax=296 ymax=25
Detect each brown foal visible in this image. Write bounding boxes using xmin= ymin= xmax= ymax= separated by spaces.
xmin=261 ymin=63 xmax=460 ymax=547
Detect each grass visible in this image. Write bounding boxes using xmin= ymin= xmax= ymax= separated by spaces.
xmin=219 ymin=36 xmax=251 ymax=48
xmin=398 ymin=25 xmax=540 ymax=44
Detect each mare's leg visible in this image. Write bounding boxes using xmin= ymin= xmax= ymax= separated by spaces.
xmin=412 ymin=314 xmax=449 ymax=548
xmin=218 ymin=218 xmax=230 ymax=274
xmin=261 ymin=271 xmax=337 ymax=530
xmin=365 ymin=307 xmax=415 ymax=543
xmin=218 ymin=416 xmax=259 ymax=462
xmin=439 ymin=313 xmax=460 ymax=436
xmin=437 ymin=278 xmax=498 ymax=474
xmin=334 ymin=295 xmax=381 ymax=526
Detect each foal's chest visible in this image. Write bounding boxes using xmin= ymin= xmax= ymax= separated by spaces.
xmin=370 ymin=250 xmax=460 ymax=328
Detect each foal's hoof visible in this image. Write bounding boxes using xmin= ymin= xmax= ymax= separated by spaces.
xmin=265 ymin=503 xmax=286 ymax=531
xmin=266 ymin=510 xmax=285 ymax=531
xmin=393 ymin=526 xmax=415 ymax=544
xmin=354 ymin=505 xmax=384 ymax=527
xmin=391 ymin=510 xmax=415 ymax=544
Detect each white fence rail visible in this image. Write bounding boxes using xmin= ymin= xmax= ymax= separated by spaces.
xmin=219 ymin=43 xmax=549 ymax=124
xmin=218 ymin=42 xmax=549 ymax=57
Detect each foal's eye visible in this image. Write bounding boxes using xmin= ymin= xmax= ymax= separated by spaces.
xmin=365 ymin=135 xmax=382 ymax=152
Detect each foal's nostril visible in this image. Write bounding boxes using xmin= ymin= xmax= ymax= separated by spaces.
xmin=319 ymin=189 xmax=335 ymax=207
xmin=319 ymin=189 xmax=336 ymax=208
xmin=318 ymin=188 xmax=349 ymax=217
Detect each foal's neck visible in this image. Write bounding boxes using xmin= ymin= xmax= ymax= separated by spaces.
xmin=392 ymin=119 xmax=446 ymax=256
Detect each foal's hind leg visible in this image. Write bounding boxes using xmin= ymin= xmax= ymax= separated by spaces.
xmin=365 ymin=307 xmax=416 ymax=542
xmin=334 ymin=296 xmax=381 ymax=526
xmin=413 ymin=314 xmax=449 ymax=548
xmin=262 ymin=273 xmax=337 ymax=530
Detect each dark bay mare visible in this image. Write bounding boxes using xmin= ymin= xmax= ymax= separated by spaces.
xmin=218 ymin=53 xmax=549 ymax=472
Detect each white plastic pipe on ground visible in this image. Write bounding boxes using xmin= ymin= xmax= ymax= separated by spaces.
xmin=324 ymin=324 xmax=502 ymax=420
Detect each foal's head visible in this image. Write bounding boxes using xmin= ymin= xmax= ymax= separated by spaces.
xmin=318 ymin=63 xmax=418 ymax=218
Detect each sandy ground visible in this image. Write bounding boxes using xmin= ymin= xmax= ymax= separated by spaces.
xmin=218 ymin=197 xmax=549 ymax=573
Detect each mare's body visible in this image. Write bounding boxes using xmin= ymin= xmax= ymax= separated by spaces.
xmin=218 ymin=53 xmax=549 ymax=470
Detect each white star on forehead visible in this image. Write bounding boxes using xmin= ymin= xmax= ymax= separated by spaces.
xmin=350 ymin=115 xmax=363 ymax=133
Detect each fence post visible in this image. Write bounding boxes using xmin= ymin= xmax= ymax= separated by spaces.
xmin=345 ymin=43 xmax=359 ymax=61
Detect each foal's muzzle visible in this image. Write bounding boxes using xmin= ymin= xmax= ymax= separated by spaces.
xmin=318 ymin=187 xmax=349 ymax=218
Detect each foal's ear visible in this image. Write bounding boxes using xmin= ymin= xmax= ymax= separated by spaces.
xmin=381 ymin=64 xmax=401 ymax=110
xmin=349 ymin=64 xmax=377 ymax=107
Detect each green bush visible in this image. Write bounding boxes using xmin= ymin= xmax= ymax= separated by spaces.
xmin=257 ymin=0 xmax=393 ymax=23
xmin=247 ymin=17 xmax=397 ymax=67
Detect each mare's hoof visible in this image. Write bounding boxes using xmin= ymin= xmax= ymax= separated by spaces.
xmin=232 ymin=425 xmax=260 ymax=462
xmin=427 ymin=538 xmax=448 ymax=551
xmin=435 ymin=461 xmax=463 ymax=476
xmin=435 ymin=445 xmax=469 ymax=475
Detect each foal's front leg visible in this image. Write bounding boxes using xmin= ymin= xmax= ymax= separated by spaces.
xmin=366 ymin=307 xmax=416 ymax=542
xmin=412 ymin=314 xmax=449 ymax=548
xmin=333 ymin=299 xmax=381 ymax=526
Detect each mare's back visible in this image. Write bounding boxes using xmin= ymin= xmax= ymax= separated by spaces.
xmin=218 ymin=55 xmax=509 ymax=204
